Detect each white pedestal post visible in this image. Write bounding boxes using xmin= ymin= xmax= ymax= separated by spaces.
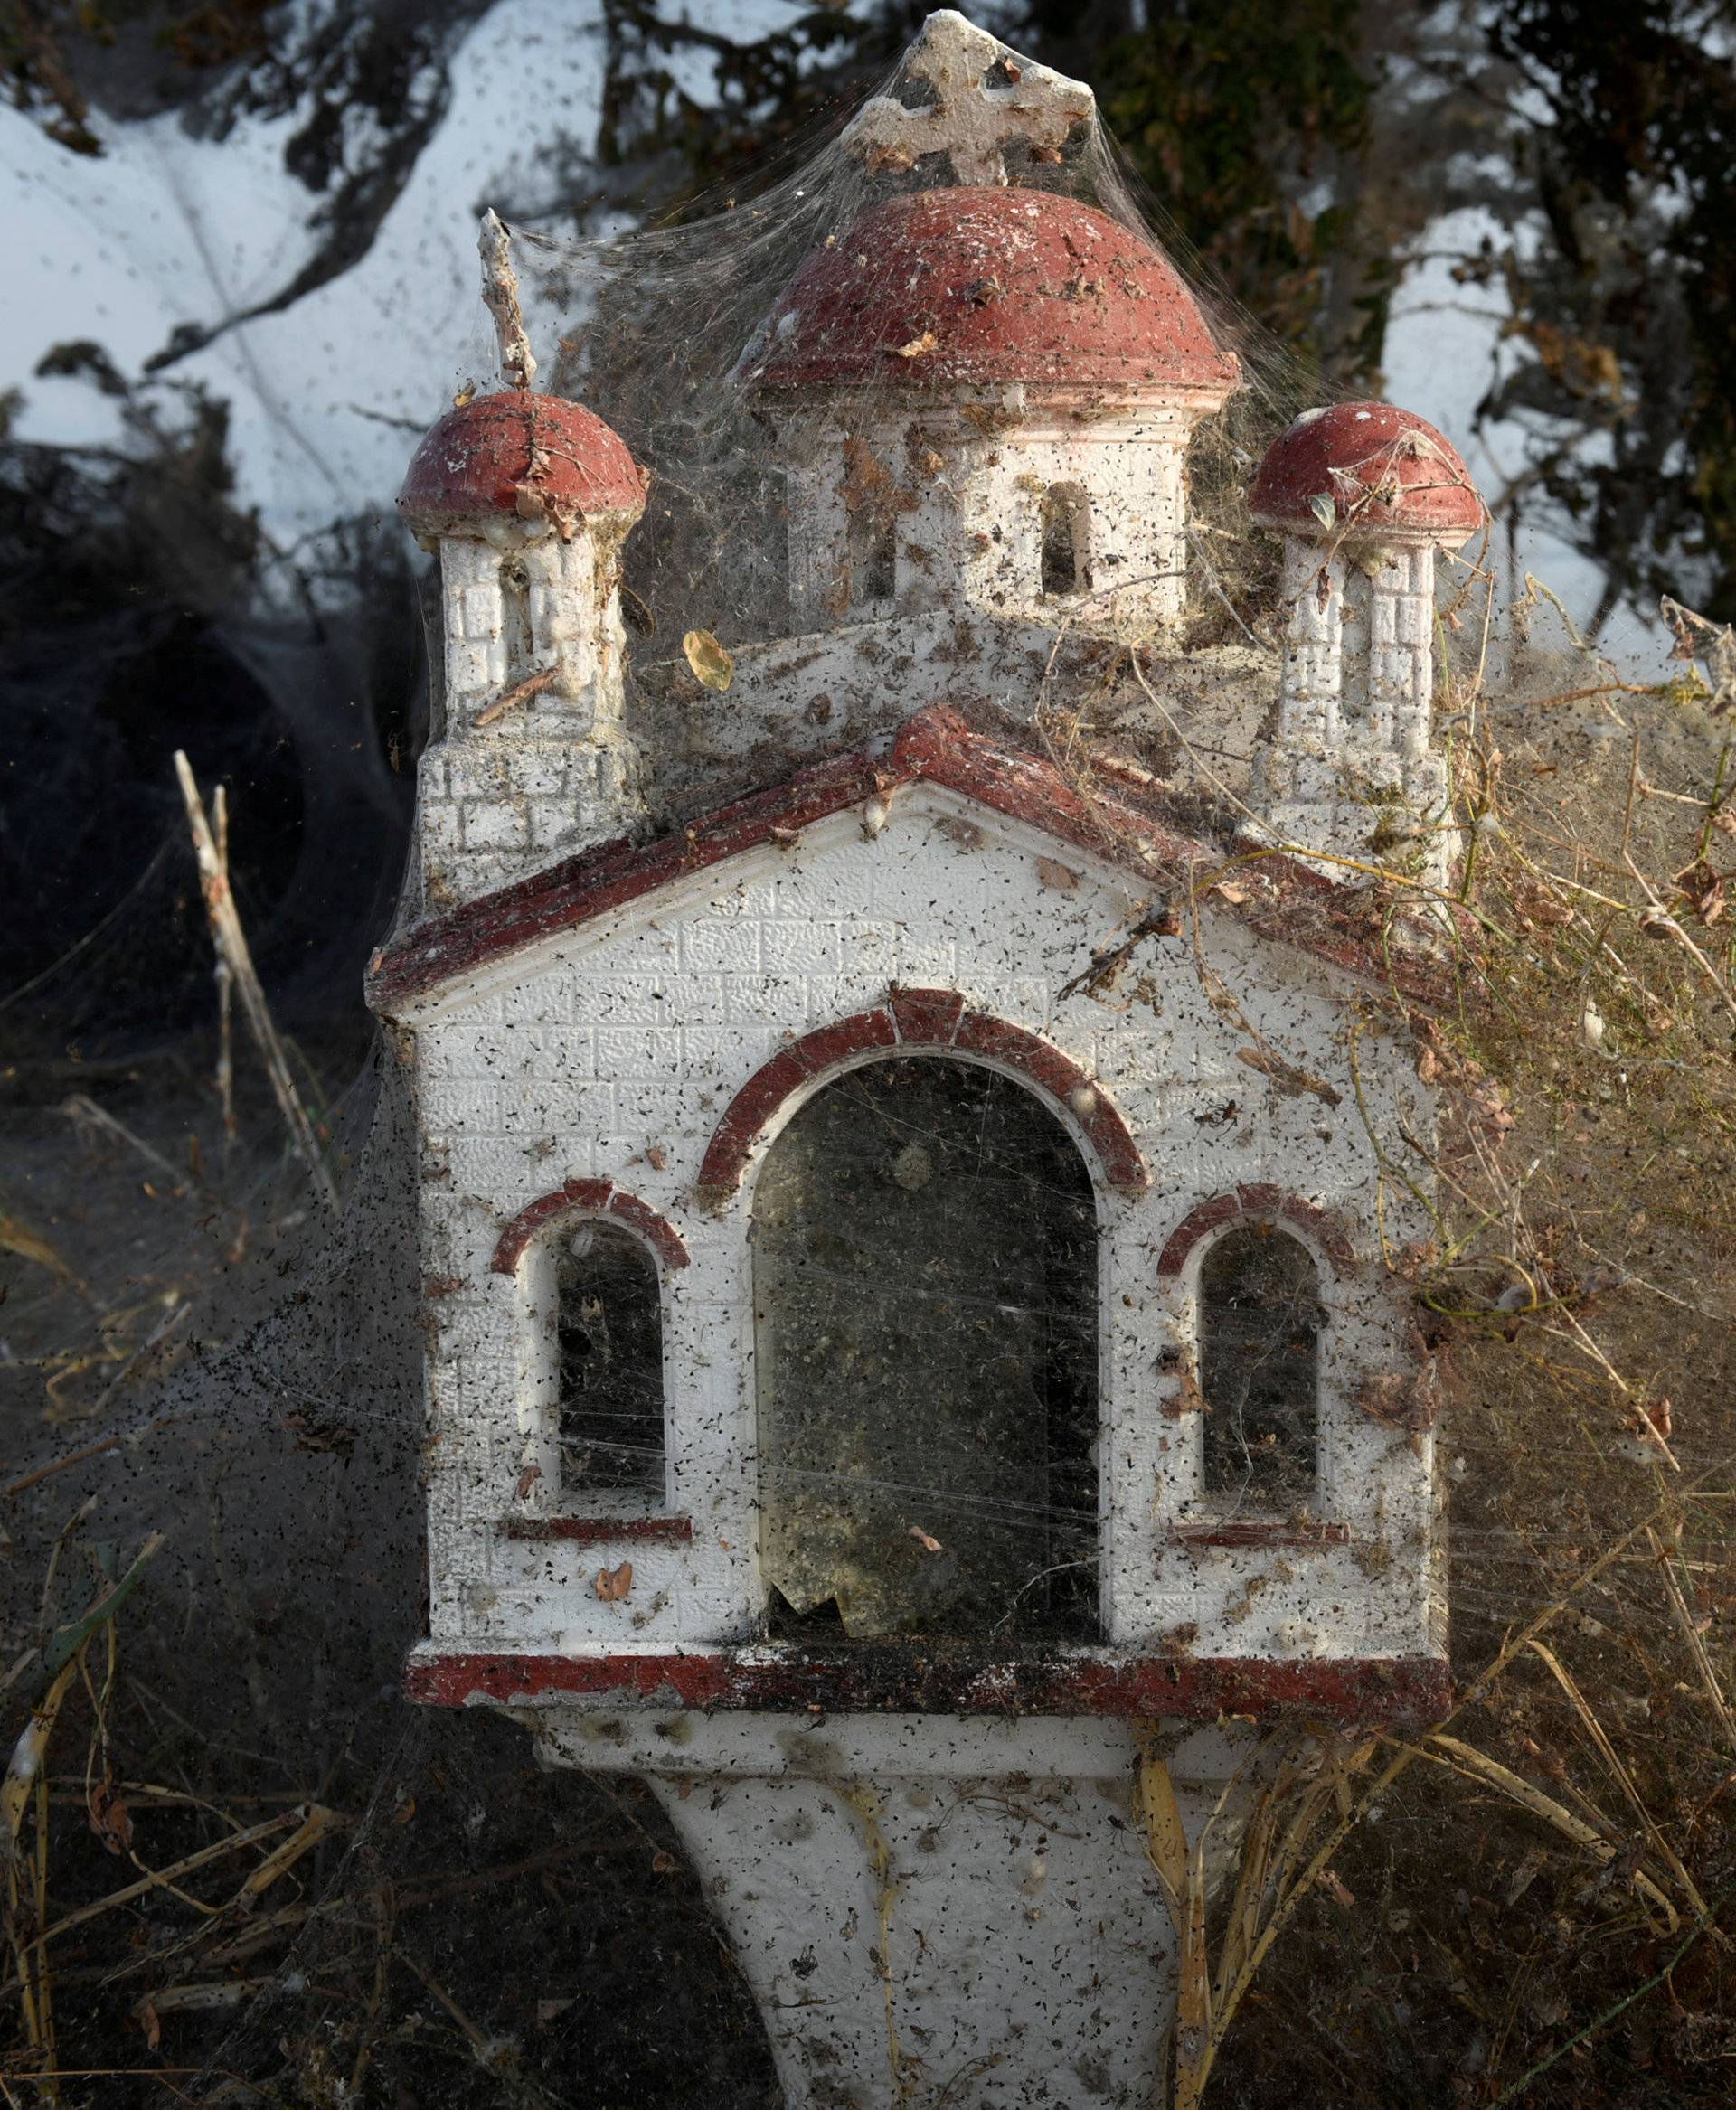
xmin=532 ymin=1710 xmax=1257 ymax=2110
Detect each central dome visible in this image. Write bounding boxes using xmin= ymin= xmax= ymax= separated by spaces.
xmin=747 ymin=186 xmax=1240 ymax=400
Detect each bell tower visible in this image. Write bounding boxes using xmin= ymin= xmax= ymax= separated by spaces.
xmin=398 ymin=214 xmax=650 ymax=909
xmin=741 ymin=11 xmax=1239 ymax=641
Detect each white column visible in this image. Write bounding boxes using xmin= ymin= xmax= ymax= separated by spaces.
xmin=538 ymin=1710 xmax=1259 ymax=2110
xmin=524 ymin=532 xmax=603 ymax=714
xmin=1370 ymin=544 xmax=1437 ymax=760
xmin=1278 ymin=538 xmax=1344 ymax=746
xmin=439 ymin=537 xmax=507 ymax=720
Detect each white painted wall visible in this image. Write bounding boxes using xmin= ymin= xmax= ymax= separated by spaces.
xmin=772 ymin=398 xmax=1198 ymax=637
xmin=401 ymin=786 xmax=1443 ymax=1670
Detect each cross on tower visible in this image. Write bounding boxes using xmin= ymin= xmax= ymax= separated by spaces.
xmin=841 ymin=10 xmax=1094 ymax=189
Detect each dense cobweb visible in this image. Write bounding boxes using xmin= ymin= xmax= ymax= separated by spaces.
xmin=4 ymin=13 xmax=1736 ymax=2109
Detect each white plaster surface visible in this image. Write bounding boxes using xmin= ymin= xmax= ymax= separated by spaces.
xmin=533 ymin=1709 xmax=1258 ymax=2110
xmin=770 ymin=400 xmax=1203 ymax=638
xmin=397 ymin=791 xmax=1441 ymax=1665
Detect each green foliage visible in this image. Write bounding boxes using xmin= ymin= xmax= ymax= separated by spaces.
xmin=1039 ymin=0 xmax=1381 ymax=381
xmin=1484 ymin=0 xmax=1736 ymax=624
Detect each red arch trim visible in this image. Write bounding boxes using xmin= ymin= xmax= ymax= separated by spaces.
xmin=1156 ymin=1184 xmax=1358 ymax=1279
xmin=491 ymin=1178 xmax=690 ymax=1276
xmin=696 ymin=989 xmax=1147 ymax=1203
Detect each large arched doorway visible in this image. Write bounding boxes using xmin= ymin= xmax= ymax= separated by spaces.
xmin=752 ymin=1056 xmax=1099 ymax=1644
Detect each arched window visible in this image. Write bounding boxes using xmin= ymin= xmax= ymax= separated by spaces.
xmin=500 ymin=554 xmax=533 ymax=684
xmin=554 ymin=1222 xmax=665 ymax=1498
xmin=1199 ymin=1226 xmax=1321 ymax=1504
xmin=754 ymin=1057 xmax=1098 ymax=1643
xmin=1040 ymin=482 xmax=1092 ymax=598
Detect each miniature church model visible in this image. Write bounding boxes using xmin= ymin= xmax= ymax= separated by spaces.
xmin=370 ymin=14 xmax=1481 ymax=2105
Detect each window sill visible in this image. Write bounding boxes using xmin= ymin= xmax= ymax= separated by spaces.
xmin=501 ymin=1515 xmax=693 ymax=1546
xmin=1169 ymin=1520 xmax=1350 ymax=1550
xmin=404 ymin=1641 xmax=1450 ymax=1725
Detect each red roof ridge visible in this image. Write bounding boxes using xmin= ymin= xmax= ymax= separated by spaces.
xmin=367 ymin=707 xmax=1450 ymax=1013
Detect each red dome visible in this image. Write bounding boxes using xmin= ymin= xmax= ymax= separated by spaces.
xmin=1250 ymin=402 xmax=1485 ymax=542
xmin=747 ymin=186 xmax=1239 ymax=399
xmin=398 ymin=390 xmax=647 ymax=532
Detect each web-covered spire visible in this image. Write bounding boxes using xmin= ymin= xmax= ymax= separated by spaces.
xmin=840 ymin=9 xmax=1093 ymax=187
xmin=479 ymin=207 xmax=538 ymax=391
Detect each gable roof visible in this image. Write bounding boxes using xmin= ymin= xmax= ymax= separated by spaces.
xmin=367 ymin=707 xmax=1450 ymax=1013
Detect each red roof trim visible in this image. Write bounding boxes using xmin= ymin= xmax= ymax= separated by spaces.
xmin=1156 ymin=1185 xmax=1360 ymax=1277
xmin=694 ymin=992 xmax=1147 ymax=1203
xmin=403 ymin=1644 xmax=1449 ymax=1725
xmin=491 ymin=1178 xmax=690 ymax=1276
xmin=368 ymin=708 xmax=1450 ymax=1012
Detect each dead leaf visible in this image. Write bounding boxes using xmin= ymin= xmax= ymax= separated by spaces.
xmin=645 ymin=1144 xmax=667 ymax=1172
xmin=1165 ymin=1367 xmax=1207 ymax=1419
xmin=652 ymin=1849 xmax=680 ymax=1874
xmin=1036 ymin=857 xmax=1080 ymax=891
xmin=137 ymin=1998 xmax=161 ymax=2052
xmin=908 ymin=1525 xmax=944 ymax=1555
xmin=1672 ymin=858 xmax=1731 ymax=926
xmin=1634 ymin=1396 xmax=1673 ymax=1443
xmin=1391 ymin=1238 xmax=1439 ymax=1284
xmin=1321 ymin=1870 xmax=1356 ymax=1909
xmin=895 ymin=330 xmax=939 ymax=359
xmin=88 ymin=1779 xmax=133 ymax=1856
xmin=596 ymin=1561 xmax=634 ymax=1601
xmin=1355 ymin=1371 xmax=1440 ymax=1434
xmin=515 ymin=1464 xmax=542 ymax=1502
xmin=682 ymin=628 xmax=734 ymax=692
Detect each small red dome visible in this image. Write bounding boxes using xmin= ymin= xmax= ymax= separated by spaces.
xmin=398 ymin=390 xmax=648 ymax=532
xmin=747 ymin=186 xmax=1239 ymax=399
xmin=1250 ymin=402 xmax=1485 ymax=542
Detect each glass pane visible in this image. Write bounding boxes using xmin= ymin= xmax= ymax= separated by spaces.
xmin=754 ymin=1057 xmax=1098 ymax=1643
xmin=556 ymin=1224 xmax=665 ymax=1498
xmin=1200 ymin=1226 xmax=1320 ymax=1505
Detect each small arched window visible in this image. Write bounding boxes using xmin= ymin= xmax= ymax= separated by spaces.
xmin=1040 ymin=483 xmax=1092 ymax=598
xmin=1200 ymin=1226 xmax=1321 ymax=1504
xmin=499 ymin=555 xmax=533 ymax=684
xmin=554 ymin=1222 xmax=665 ymax=1498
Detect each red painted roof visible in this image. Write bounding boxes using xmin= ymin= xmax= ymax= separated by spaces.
xmin=746 ymin=186 xmax=1240 ymax=398
xmin=366 ymin=706 xmax=1456 ymax=1013
xmin=398 ymin=390 xmax=648 ymax=531
xmin=1250 ymin=401 xmax=1485 ymax=542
